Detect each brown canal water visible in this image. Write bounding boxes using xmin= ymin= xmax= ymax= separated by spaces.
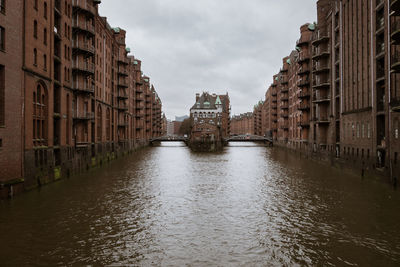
xmin=1 ymin=143 xmax=400 ymax=266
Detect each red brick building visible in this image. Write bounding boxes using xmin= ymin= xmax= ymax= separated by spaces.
xmin=257 ymin=0 xmax=400 ymax=180
xmin=0 ymin=0 xmax=24 ymax=196
xmin=190 ymin=92 xmax=230 ymax=143
xmin=231 ymin=112 xmax=254 ymax=135
xmin=0 ymin=0 xmax=163 ymax=197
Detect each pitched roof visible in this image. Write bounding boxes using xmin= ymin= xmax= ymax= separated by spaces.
xmin=191 ymin=92 xmax=227 ymax=110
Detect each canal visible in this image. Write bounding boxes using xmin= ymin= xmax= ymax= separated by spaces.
xmin=1 ymin=143 xmax=400 ymax=266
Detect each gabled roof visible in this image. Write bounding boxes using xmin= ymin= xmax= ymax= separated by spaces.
xmin=191 ymin=92 xmax=225 ymax=110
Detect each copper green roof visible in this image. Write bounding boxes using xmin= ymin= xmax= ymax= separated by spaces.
xmin=126 ymin=48 xmax=131 ymax=53
xmin=308 ymin=23 xmax=316 ymax=31
xmin=215 ymin=96 xmax=222 ymax=105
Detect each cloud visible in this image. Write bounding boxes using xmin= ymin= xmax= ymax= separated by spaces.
xmin=99 ymin=0 xmax=317 ymax=119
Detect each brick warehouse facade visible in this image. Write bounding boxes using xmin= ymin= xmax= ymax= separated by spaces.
xmin=231 ymin=112 xmax=254 ymax=136
xmin=0 ymin=0 xmax=24 ymax=194
xmin=0 ymin=0 xmax=163 ymax=198
xmin=252 ymin=0 xmax=400 ymax=181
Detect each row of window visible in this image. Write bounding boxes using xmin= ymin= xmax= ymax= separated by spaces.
xmin=344 ymin=122 xmax=372 ymax=140
xmin=33 ymin=49 xmax=47 ymax=70
xmin=34 ymin=1 xmax=48 ymax=20
xmin=193 ymin=113 xmax=218 ymax=119
xmin=33 ymin=0 xmax=72 ymax=18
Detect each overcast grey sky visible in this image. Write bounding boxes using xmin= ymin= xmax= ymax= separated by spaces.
xmin=99 ymin=0 xmax=317 ymax=120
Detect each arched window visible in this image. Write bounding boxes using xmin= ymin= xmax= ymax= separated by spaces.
xmin=106 ymin=108 xmax=111 ymax=141
xmin=43 ymin=28 xmax=47 ymax=45
xmin=33 ymin=48 xmax=37 ymax=65
xmin=97 ymin=105 xmax=102 ymax=142
xmin=44 ymin=2 xmax=47 ymax=19
xmin=33 ymin=82 xmax=48 ymax=146
xmin=43 ymin=54 xmax=47 ymax=70
xmin=34 ymin=20 xmax=37 ymax=38
xmin=34 ymin=0 xmax=38 ymax=9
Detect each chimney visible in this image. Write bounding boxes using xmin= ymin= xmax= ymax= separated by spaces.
xmin=196 ymin=93 xmax=200 ymax=102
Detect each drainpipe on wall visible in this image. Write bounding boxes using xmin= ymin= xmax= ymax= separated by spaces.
xmin=387 ymin=0 xmax=393 ymax=180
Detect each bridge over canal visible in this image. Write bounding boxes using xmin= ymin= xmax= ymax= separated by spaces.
xmin=150 ymin=135 xmax=273 ymax=146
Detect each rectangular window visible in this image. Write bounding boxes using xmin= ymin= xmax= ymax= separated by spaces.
xmin=0 ymin=26 xmax=5 ymax=51
xmin=0 ymin=0 xmax=5 ymax=14
xmin=0 ymin=65 xmax=4 ymax=126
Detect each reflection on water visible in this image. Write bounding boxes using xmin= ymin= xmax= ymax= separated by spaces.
xmin=1 ymin=142 xmax=400 ymax=266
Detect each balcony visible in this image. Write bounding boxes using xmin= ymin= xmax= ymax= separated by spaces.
xmin=118 ymin=57 xmax=129 ymax=65
xmin=312 ymin=35 xmax=329 ymax=46
xmin=72 ymin=0 xmax=96 ymax=16
xmin=313 ymin=80 xmax=330 ymax=90
xmin=118 ymin=68 xmax=129 ymax=76
xmin=312 ymin=49 xmax=330 ymax=60
xmin=281 ymin=77 xmax=289 ymax=84
xmin=391 ymin=20 xmax=400 ymax=44
xmin=298 ymin=66 xmax=310 ymax=76
xmin=313 ymin=64 xmax=330 ymax=74
xmin=72 ymin=19 xmax=95 ymax=36
xmin=281 ymin=87 xmax=289 ymax=93
xmin=298 ymin=90 xmax=310 ymax=99
xmin=298 ymin=52 xmax=310 ymax=63
xmin=391 ymin=50 xmax=400 ymax=73
xmin=73 ymin=111 xmax=94 ymax=121
xmin=299 ymin=78 xmax=310 ymax=87
xmin=313 ymin=94 xmax=331 ymax=103
xmin=392 ymin=0 xmax=400 ymax=16
xmin=296 ymin=37 xmax=309 ymax=47
xmin=297 ymin=119 xmax=310 ymax=128
xmin=299 ymin=102 xmax=310 ymax=111
xmin=280 ymin=112 xmax=289 ymax=118
xmin=117 ymin=103 xmax=128 ymax=111
xmin=280 ymin=123 xmax=289 ymax=130
xmin=72 ymin=61 xmax=95 ymax=74
xmin=376 ymin=42 xmax=385 ymax=58
xmin=72 ymin=82 xmax=94 ymax=94
xmin=376 ymin=16 xmax=385 ymax=34
xmin=54 ymin=0 xmax=61 ymax=14
xmin=280 ymin=67 xmax=288 ymax=73
xmin=117 ymin=92 xmax=128 ymax=100
xmin=118 ymin=79 xmax=129 ymax=88
xmin=390 ymin=96 xmax=400 ymax=112
xmin=281 ymin=96 xmax=289 ymax=102
xmin=118 ymin=121 xmax=128 ymax=128
xmin=280 ymin=103 xmax=289 ymax=110
xmin=72 ymin=40 xmax=95 ymax=55
xmin=54 ymin=26 xmax=61 ymax=40
xmin=314 ymin=116 xmax=330 ymax=124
